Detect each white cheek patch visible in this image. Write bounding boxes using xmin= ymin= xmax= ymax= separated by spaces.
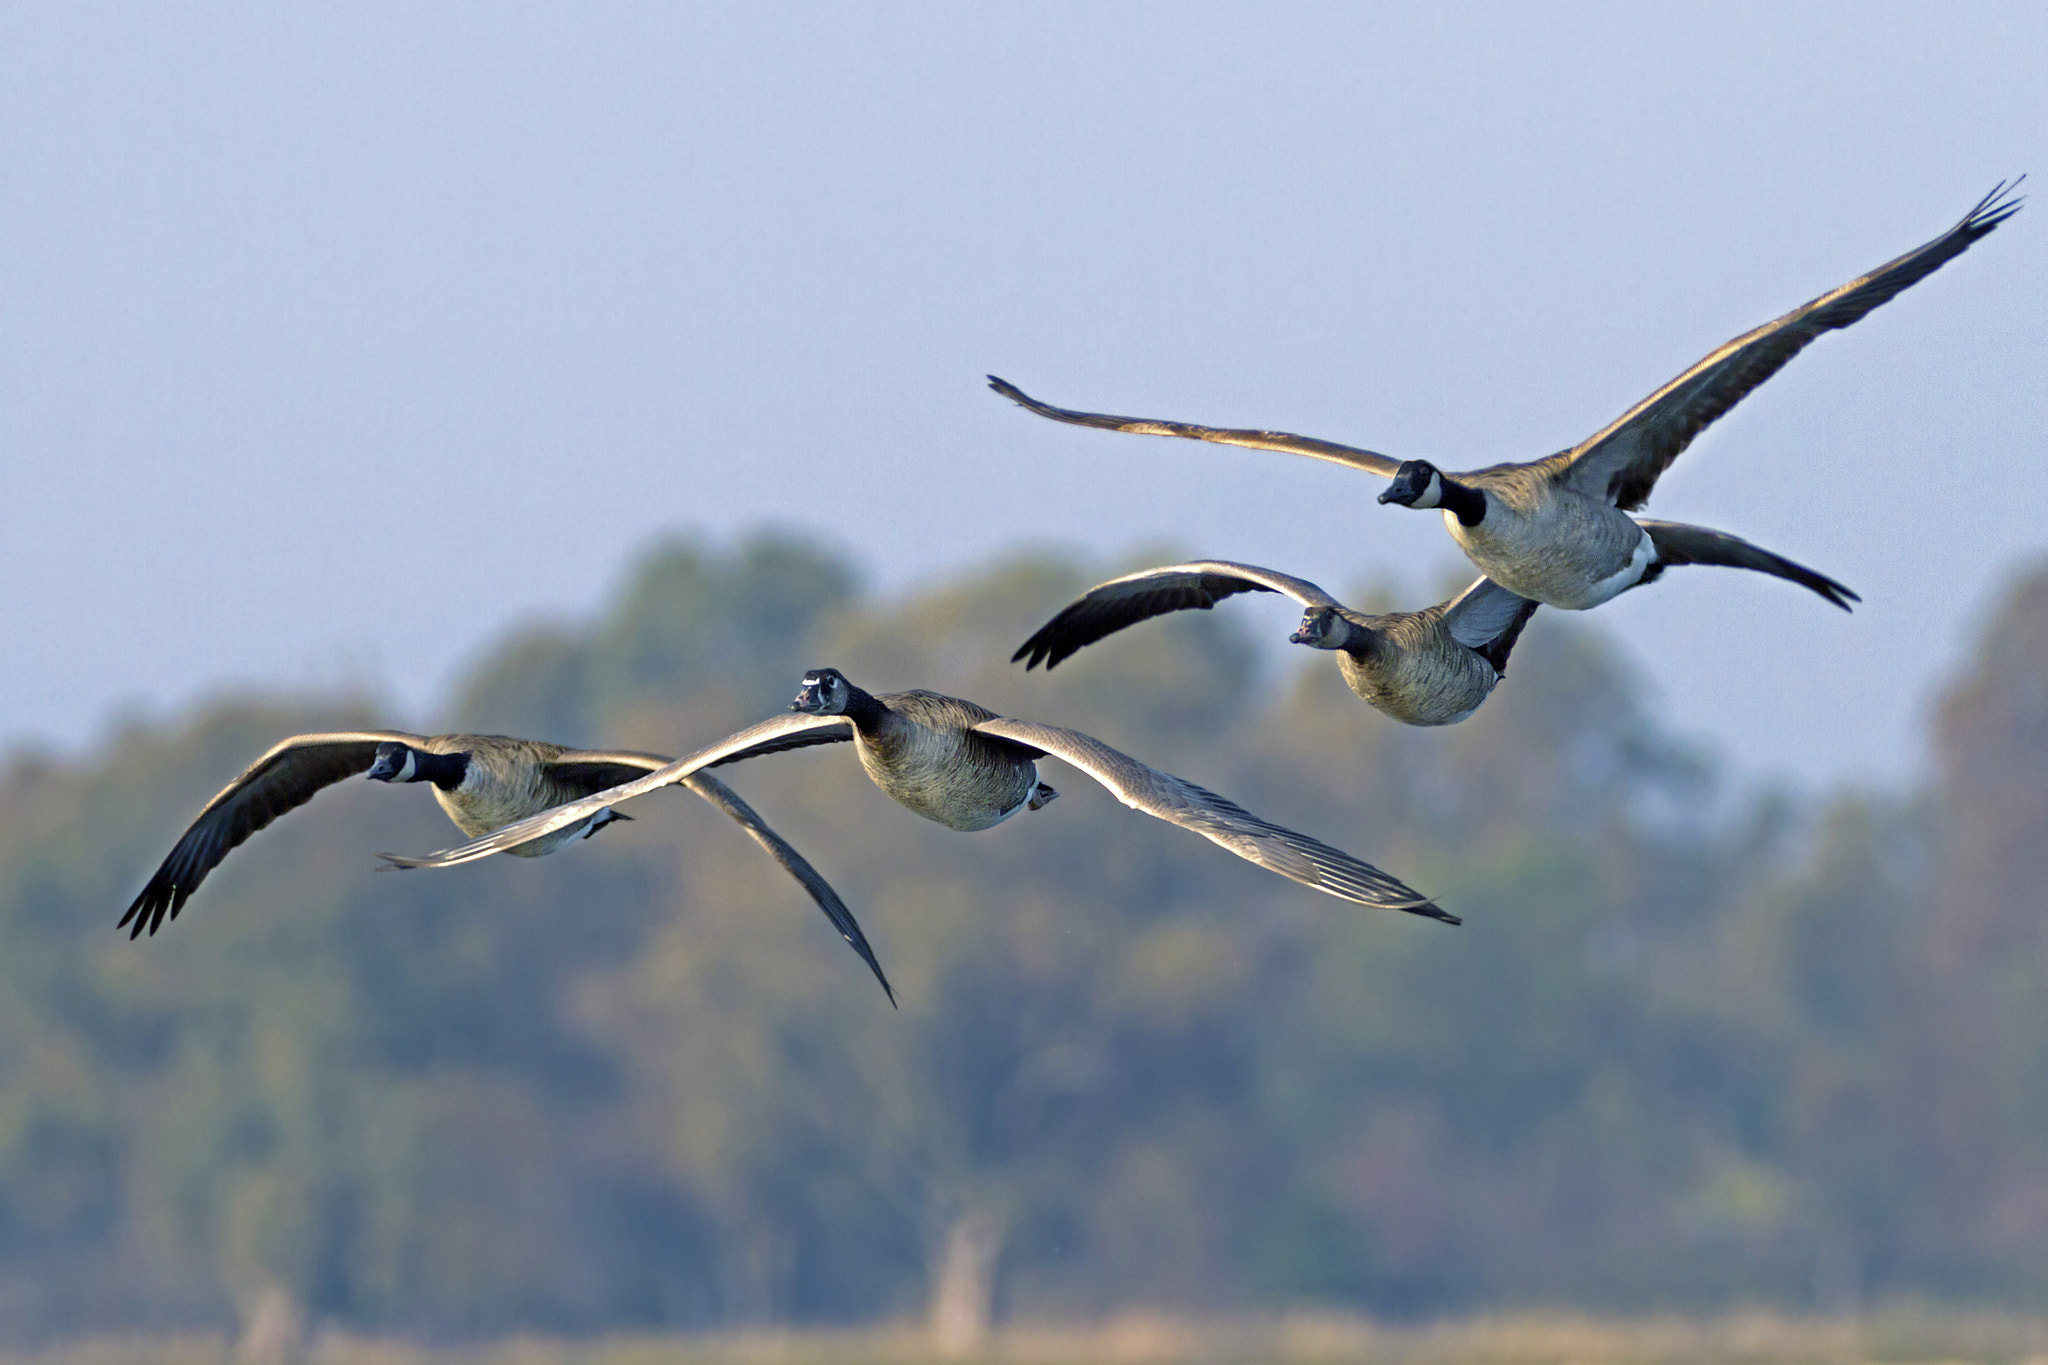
xmin=394 ymin=751 xmax=417 ymax=782
xmin=1411 ymin=470 xmax=1444 ymax=509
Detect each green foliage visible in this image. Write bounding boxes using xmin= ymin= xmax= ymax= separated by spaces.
xmin=2 ymin=536 xmax=2045 ymax=1340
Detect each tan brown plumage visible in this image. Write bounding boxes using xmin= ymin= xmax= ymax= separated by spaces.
xmin=120 ymin=730 xmax=894 ymax=1002
xmin=383 ymin=670 xmax=1454 ymax=924
xmin=1014 ymin=561 xmax=1537 ymax=727
xmin=990 ymin=181 xmax=2020 ymax=612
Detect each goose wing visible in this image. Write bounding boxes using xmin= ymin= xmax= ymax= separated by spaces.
xmin=680 ymin=771 xmax=895 ymax=1007
xmin=549 ymin=749 xmax=893 ymax=1004
xmin=1637 ymin=519 xmax=1860 ymax=611
xmin=380 ymin=714 xmax=854 ymax=870
xmin=1439 ymin=578 xmax=1541 ymax=672
xmin=1554 ymin=181 xmax=2024 ymax=510
xmin=1014 ymin=560 xmax=1340 ymax=670
xmin=122 ymin=730 xmax=427 ymax=938
xmin=989 ymin=376 xmax=1403 ymax=477
xmin=543 ymin=749 xmax=681 ymax=793
xmin=970 ymin=718 xmax=1453 ymax=922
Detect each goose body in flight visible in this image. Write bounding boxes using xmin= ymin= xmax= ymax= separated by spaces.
xmin=1014 ymin=561 xmax=1538 ymax=727
xmin=991 ymin=181 xmax=2021 ymax=611
xmin=122 ymin=730 xmax=893 ymax=1002
xmin=383 ymin=671 xmax=1454 ymax=925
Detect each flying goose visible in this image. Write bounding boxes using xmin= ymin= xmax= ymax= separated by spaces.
xmin=382 ymin=671 xmax=1455 ymax=924
xmin=1015 ymin=561 xmax=1539 ymax=727
xmin=989 ymin=180 xmax=2022 ymax=611
xmin=122 ymin=731 xmax=893 ymax=1002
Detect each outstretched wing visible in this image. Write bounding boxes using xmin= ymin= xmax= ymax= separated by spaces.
xmin=1637 ymin=519 xmax=1860 ymax=612
xmin=544 ymin=748 xmax=890 ymax=1001
xmin=379 ymin=714 xmax=854 ymax=869
xmin=681 ymin=772 xmax=895 ymax=1006
xmin=1014 ymin=560 xmax=1340 ymax=670
xmin=1555 ymin=181 xmax=2024 ymax=510
xmin=989 ymin=376 xmax=1404 ymax=477
xmin=970 ymin=717 xmax=1453 ymax=922
xmin=1438 ymin=578 xmax=1541 ymax=673
xmin=122 ymin=730 xmax=426 ymax=938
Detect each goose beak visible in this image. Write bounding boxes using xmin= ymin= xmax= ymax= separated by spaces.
xmin=1288 ymin=623 xmax=1314 ymax=644
xmin=792 ymin=681 xmax=825 ymax=712
xmin=365 ymin=752 xmax=401 ymax=782
xmin=1375 ymin=488 xmax=1396 ymax=504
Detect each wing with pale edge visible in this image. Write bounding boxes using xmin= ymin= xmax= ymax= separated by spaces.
xmin=379 ymin=714 xmax=853 ymax=869
xmin=1014 ymin=560 xmax=1337 ymax=670
xmin=1439 ymin=578 xmax=1541 ymax=673
xmin=989 ymin=376 xmax=1403 ymax=477
xmin=971 ymin=717 xmax=1454 ymax=922
xmin=1556 ymin=181 xmax=2023 ymax=510
xmin=122 ymin=730 xmax=425 ymax=938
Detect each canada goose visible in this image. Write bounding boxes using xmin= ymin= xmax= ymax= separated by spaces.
xmin=1015 ymin=561 xmax=1539 ymax=727
xmin=121 ymin=731 xmax=893 ymax=1002
xmin=383 ymin=672 xmax=1454 ymax=924
xmin=989 ymin=181 xmax=2022 ymax=611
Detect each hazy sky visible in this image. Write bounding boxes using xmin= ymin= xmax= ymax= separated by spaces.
xmin=4 ymin=3 xmax=2044 ymax=791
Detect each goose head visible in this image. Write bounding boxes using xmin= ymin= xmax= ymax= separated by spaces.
xmin=793 ymin=668 xmax=855 ymax=715
xmin=1289 ymin=606 xmax=1348 ymax=650
xmin=1377 ymin=460 xmax=1445 ymax=509
xmin=366 ymin=742 xmax=420 ymax=783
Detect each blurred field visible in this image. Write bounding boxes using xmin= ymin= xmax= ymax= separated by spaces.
xmin=15 ymin=1313 xmax=2048 ymax=1365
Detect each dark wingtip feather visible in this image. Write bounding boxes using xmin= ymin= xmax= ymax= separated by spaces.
xmin=1964 ymin=177 xmax=2026 ymax=234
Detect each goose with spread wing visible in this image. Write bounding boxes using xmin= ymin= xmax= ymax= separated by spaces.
xmin=1015 ymin=562 xmax=1538 ymax=727
xmin=382 ymin=671 xmax=1453 ymax=924
xmin=991 ymin=181 xmax=2021 ymax=612
xmin=122 ymin=730 xmax=893 ymax=1002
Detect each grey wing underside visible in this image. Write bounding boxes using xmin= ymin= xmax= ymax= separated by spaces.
xmin=121 ymin=729 xmax=427 ymax=938
xmin=380 ymin=713 xmax=855 ymax=869
xmin=544 ymin=749 xmax=893 ymax=1003
xmin=1637 ymin=519 xmax=1860 ymax=611
xmin=1013 ymin=560 xmax=1340 ymax=670
xmin=1439 ymin=578 xmax=1541 ymax=672
xmin=969 ymin=717 xmax=1454 ymax=922
xmin=1554 ymin=180 xmax=2024 ymax=510
xmin=988 ymin=376 xmax=1404 ymax=478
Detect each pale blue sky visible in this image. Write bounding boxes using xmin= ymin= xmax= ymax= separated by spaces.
xmin=4 ymin=2 xmax=2044 ymax=790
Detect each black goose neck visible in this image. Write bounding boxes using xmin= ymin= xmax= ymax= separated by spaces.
xmin=1343 ymin=622 xmax=1388 ymax=662
xmin=413 ymin=750 xmax=471 ymax=791
xmin=1439 ymin=477 xmax=1486 ymax=527
xmin=840 ymin=686 xmax=889 ymax=733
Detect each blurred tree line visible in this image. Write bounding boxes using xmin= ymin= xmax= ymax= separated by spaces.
xmin=1 ymin=528 xmax=2046 ymax=1345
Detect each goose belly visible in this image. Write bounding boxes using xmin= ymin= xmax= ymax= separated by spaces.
xmin=857 ymin=731 xmax=1039 ymax=832
xmin=1445 ymin=500 xmax=1650 ymax=611
xmin=1338 ymin=642 xmax=1497 ymax=727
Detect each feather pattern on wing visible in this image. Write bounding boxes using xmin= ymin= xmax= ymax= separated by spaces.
xmin=1553 ymin=181 xmax=2024 ymax=510
xmin=969 ymin=717 xmax=1453 ymax=921
xmin=989 ymin=375 xmax=1403 ymax=477
xmin=1013 ymin=560 xmax=1335 ymax=670
xmin=121 ymin=731 xmax=425 ymax=937
xmin=379 ymin=714 xmax=854 ymax=869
